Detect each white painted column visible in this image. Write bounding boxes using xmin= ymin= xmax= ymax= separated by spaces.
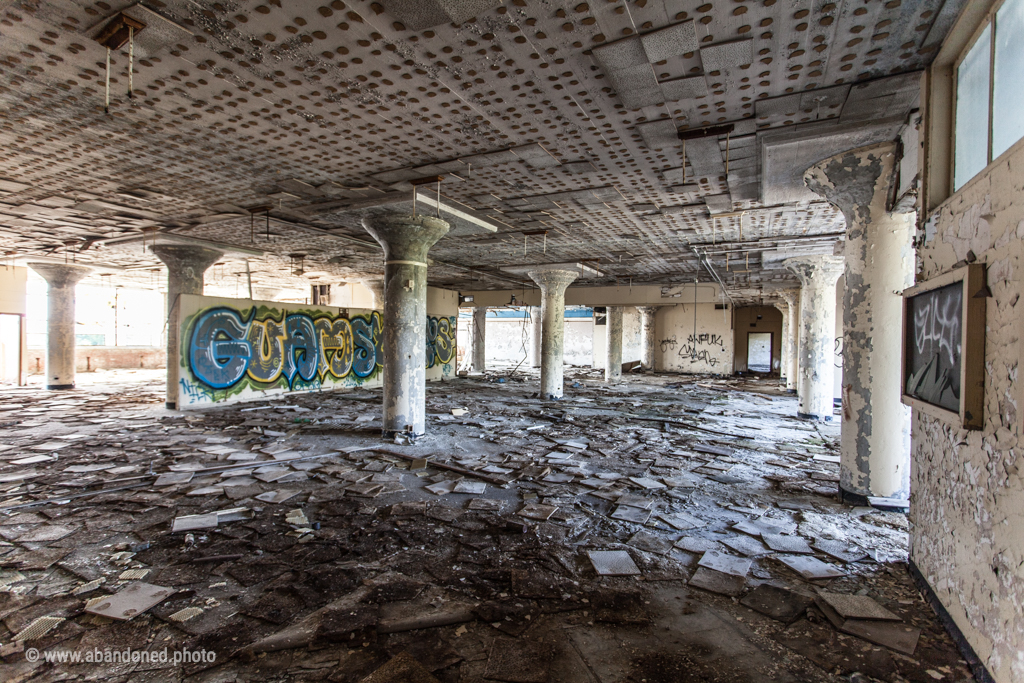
xmin=778 ymin=289 xmax=800 ymax=391
xmin=605 ymin=305 xmax=623 ymax=382
xmin=637 ymin=306 xmax=658 ymax=371
xmin=470 ymin=306 xmax=487 ymax=374
xmin=806 ymin=142 xmax=915 ymax=502
xmin=361 ymin=213 xmax=449 ymax=439
xmin=773 ymin=299 xmax=789 ymax=382
xmin=530 ymin=305 xmax=542 ymax=368
xmin=150 ymin=245 xmax=224 ymax=409
xmin=784 ymin=255 xmax=844 ymax=421
xmin=526 ymin=268 xmax=579 ymax=399
xmin=27 ymin=263 xmax=92 ymax=390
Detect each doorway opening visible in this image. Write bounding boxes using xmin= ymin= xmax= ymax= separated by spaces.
xmin=747 ymin=332 xmax=772 ymax=373
xmin=0 ymin=313 xmax=23 ymax=385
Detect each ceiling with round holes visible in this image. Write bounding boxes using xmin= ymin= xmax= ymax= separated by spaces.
xmin=0 ymin=0 xmax=960 ymax=302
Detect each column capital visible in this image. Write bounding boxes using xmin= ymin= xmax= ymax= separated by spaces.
xmin=636 ymin=305 xmax=660 ymax=315
xmin=804 ymin=141 xmax=897 ymax=227
xmin=150 ymin=245 xmax=224 ymax=273
xmin=526 ymin=267 xmax=578 ymax=293
xmin=28 ymin=263 xmax=92 ymax=288
xmin=784 ymin=255 xmax=843 ymax=286
xmin=774 ymin=288 xmax=799 ymax=307
xmin=361 ymin=212 xmax=449 ymax=263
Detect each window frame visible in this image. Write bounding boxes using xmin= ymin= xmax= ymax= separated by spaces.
xmin=950 ymin=0 xmax=1022 ymax=191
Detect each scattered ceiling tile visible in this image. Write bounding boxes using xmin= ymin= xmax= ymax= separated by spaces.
xmin=639 ymin=21 xmax=699 ymax=63
xmin=636 ymin=119 xmax=679 ymax=150
xmin=382 ymin=0 xmax=501 ymax=31
xmin=661 ymin=76 xmax=709 ymax=102
xmin=510 ymin=143 xmax=561 ymax=169
xmin=699 ymin=39 xmax=753 ymax=72
xmin=561 ymin=160 xmax=599 ymax=175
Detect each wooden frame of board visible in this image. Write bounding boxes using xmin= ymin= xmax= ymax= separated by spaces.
xmin=900 ymin=263 xmax=986 ymax=429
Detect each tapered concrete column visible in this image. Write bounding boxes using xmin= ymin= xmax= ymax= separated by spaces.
xmin=362 ymin=213 xmax=449 ymax=439
xmin=637 ymin=306 xmax=658 ymax=371
xmin=526 ymin=268 xmax=578 ymax=399
xmin=470 ymin=306 xmax=487 ymax=374
xmin=777 ymin=290 xmax=800 ymax=391
xmin=806 ymin=142 xmax=915 ymax=502
xmin=360 ymin=277 xmax=385 ymax=309
xmin=27 ymin=263 xmax=92 ymax=390
xmin=151 ymin=245 xmax=224 ymax=409
xmin=530 ymin=306 xmax=542 ymax=367
xmin=784 ymin=255 xmax=843 ymax=421
xmin=605 ymin=305 xmax=623 ymax=382
xmin=772 ymin=299 xmax=789 ymax=382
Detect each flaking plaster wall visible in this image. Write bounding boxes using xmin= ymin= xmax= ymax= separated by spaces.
xmin=655 ymin=303 xmax=733 ymax=374
xmin=911 ymin=137 xmax=1024 ymax=683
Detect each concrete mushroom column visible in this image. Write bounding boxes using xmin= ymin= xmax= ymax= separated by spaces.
xmin=772 ymin=299 xmax=790 ymax=383
xmin=637 ymin=306 xmax=658 ymax=371
xmin=805 ymin=142 xmax=915 ymax=502
xmin=526 ymin=268 xmax=579 ymax=399
xmin=362 ymin=213 xmax=449 ymax=439
xmin=777 ymin=289 xmax=800 ymax=391
xmin=151 ymin=245 xmax=224 ymax=410
xmin=27 ymin=263 xmax=92 ymax=390
xmin=784 ymin=255 xmax=844 ymax=421
xmin=530 ymin=305 xmax=542 ymax=368
xmin=605 ymin=306 xmax=624 ymax=382
xmin=360 ymin=277 xmax=385 ymax=309
xmin=470 ymin=306 xmax=487 ymax=374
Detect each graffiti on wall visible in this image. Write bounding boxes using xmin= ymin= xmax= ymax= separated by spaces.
xmin=182 ymin=304 xmax=456 ymax=402
xmin=660 ymin=333 xmax=725 ymax=367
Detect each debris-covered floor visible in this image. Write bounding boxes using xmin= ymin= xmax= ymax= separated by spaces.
xmin=0 ymin=369 xmax=975 ymax=683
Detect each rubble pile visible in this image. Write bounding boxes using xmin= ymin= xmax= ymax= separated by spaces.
xmin=0 ymin=370 xmax=974 ymax=682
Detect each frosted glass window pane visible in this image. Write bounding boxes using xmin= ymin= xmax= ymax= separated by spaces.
xmin=993 ymin=0 xmax=1024 ymax=159
xmin=955 ymin=25 xmax=991 ymax=190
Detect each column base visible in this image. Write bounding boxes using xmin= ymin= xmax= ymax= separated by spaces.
xmin=382 ymin=429 xmax=425 ymax=441
xmin=46 ymin=383 xmax=75 ymax=390
xmin=838 ymin=485 xmax=870 ymax=507
xmin=797 ymin=411 xmax=833 ymax=421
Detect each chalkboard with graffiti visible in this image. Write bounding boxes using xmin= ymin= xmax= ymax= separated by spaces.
xmin=177 ymin=298 xmax=456 ymax=406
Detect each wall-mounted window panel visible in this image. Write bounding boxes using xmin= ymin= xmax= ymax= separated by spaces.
xmin=954 ymin=26 xmax=992 ymax=191
xmin=993 ymin=0 xmax=1024 ymax=159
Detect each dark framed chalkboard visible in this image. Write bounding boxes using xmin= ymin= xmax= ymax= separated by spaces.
xmin=900 ymin=264 xmax=986 ymax=429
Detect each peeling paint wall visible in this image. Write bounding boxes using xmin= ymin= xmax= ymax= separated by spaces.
xmin=911 ymin=138 xmax=1024 ymax=682
xmin=655 ymin=303 xmax=734 ymax=374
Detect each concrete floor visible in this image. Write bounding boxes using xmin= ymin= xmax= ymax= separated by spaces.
xmin=0 ymin=370 xmax=974 ymax=683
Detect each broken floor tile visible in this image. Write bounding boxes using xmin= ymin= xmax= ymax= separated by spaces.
xmin=739 ymin=584 xmax=814 ymax=623
xmin=688 ymin=566 xmax=746 ymax=597
xmin=84 ymin=582 xmax=172 ymax=621
xmin=761 ymin=533 xmax=814 ymax=554
xmin=657 ymin=511 xmax=705 ymax=530
xmin=610 ymin=506 xmax=652 ymax=524
xmin=697 ymin=550 xmax=751 ymax=577
xmin=517 ymin=503 xmax=557 ymax=521
xmin=627 ymin=531 xmax=675 ymax=556
xmin=777 ymin=554 xmax=846 ymax=580
xmin=674 ymin=537 xmax=722 ymax=554
xmin=588 ymin=550 xmax=641 ymax=576
xmin=483 ymin=639 xmax=553 ymax=683
xmin=813 ymin=539 xmax=869 ymax=563
xmin=817 ymin=592 xmax=901 ymax=621
xmin=721 ymin=535 xmax=771 ymax=557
